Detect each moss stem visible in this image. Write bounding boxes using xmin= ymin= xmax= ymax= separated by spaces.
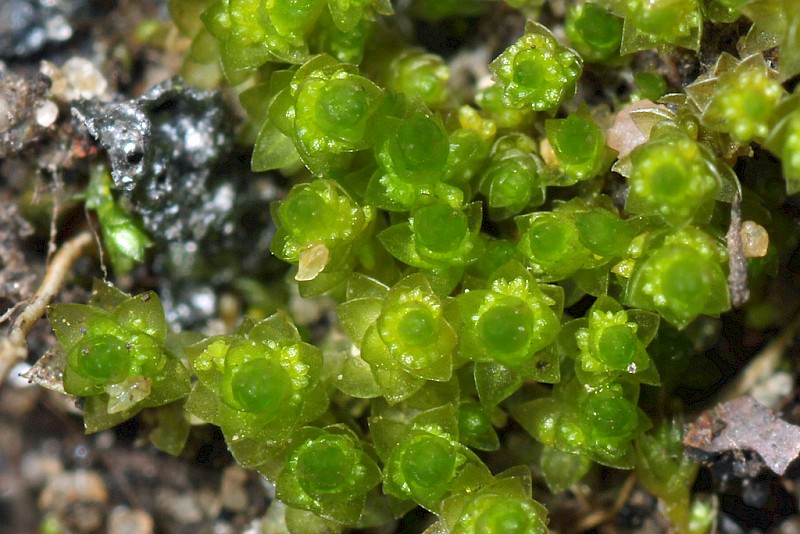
xmin=0 ymin=231 xmax=95 ymax=387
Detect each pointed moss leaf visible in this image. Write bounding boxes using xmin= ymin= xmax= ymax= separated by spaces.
xmin=346 ymin=273 xmax=390 ymax=301
xmin=410 ymin=403 xmax=460 ymax=437
xmin=252 ymin=119 xmax=301 ymax=171
xmin=83 ymin=394 xmax=140 ymax=433
xmin=361 ymin=325 xmax=425 ymax=403
xmin=336 ymin=354 xmax=382 ymax=398
xmin=572 ymin=267 xmax=609 ymax=297
xmin=185 ymin=380 xmax=220 ymax=425
xmin=627 ymin=309 xmax=661 ymax=346
xmin=146 ymin=358 xmax=192 ymax=406
xmin=523 ymin=345 xmax=560 ymax=384
xmin=150 ymin=400 xmax=191 ymax=456
xmin=377 ymin=222 xmax=428 ymax=268
xmin=248 ymin=310 xmax=302 ymax=344
xmin=337 ymin=297 xmax=383 ymax=345
xmin=574 ymin=209 xmax=635 ymax=257
xmin=368 ymin=414 xmax=406 ymax=462
xmin=114 ymin=292 xmax=168 ymax=342
xmin=475 ymin=362 xmax=523 ymax=408
xmin=49 ymin=304 xmax=120 ymax=352
xmin=512 ymin=398 xmax=563 ymax=447
xmin=89 ymin=278 xmax=130 ymax=310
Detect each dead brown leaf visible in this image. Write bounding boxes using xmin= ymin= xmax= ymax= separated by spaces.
xmin=684 ymin=396 xmax=800 ymax=476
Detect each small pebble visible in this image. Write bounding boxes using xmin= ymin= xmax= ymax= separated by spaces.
xmin=108 ymin=506 xmax=154 ymax=534
xmin=740 ymin=220 xmax=769 ymax=258
xmin=220 ymin=466 xmax=249 ymax=512
xmin=35 ymin=99 xmax=58 ymax=127
xmin=38 ymin=470 xmax=108 ymax=511
xmin=20 ymin=450 xmax=63 ymax=487
xmin=42 ymin=57 xmax=108 ymax=102
xmin=157 ymin=489 xmax=204 ymax=523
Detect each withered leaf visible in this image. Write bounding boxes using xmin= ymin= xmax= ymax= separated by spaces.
xmin=21 ymin=347 xmax=66 ymax=394
xmin=684 ymin=396 xmax=800 ymax=475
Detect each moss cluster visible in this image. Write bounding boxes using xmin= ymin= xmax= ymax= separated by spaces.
xmin=44 ymin=0 xmax=800 ymax=532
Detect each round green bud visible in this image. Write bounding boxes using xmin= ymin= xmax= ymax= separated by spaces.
xmin=660 ymin=254 xmax=709 ymax=313
xmin=574 ymin=209 xmax=632 ymax=257
xmin=280 ymin=187 xmax=329 ymax=238
xmin=128 ymin=332 xmax=166 ymax=377
xmin=633 ymin=0 xmax=698 ymax=39
xmin=555 ymin=418 xmax=586 ymax=449
xmin=566 ymin=3 xmax=623 ymax=61
xmin=414 ymin=204 xmax=468 ymax=254
xmin=483 ymin=156 xmax=537 ymax=213
xmin=395 ymin=115 xmax=449 ymax=175
xmin=707 ymin=69 xmax=782 ymax=143
xmin=597 ymin=325 xmax=637 ymax=370
xmin=512 ymin=50 xmax=546 ymax=87
xmin=388 ymin=51 xmax=451 ymax=107
xmin=400 ymin=434 xmax=456 ymax=490
xmin=490 ymin=160 xmax=529 ymax=202
xmin=549 ymin=116 xmax=600 ymax=167
xmin=626 ymin=240 xmax=730 ymax=327
xmin=581 ymin=391 xmax=637 ymax=439
xmin=489 ymin=23 xmax=582 ymax=111
xmin=379 ymin=300 xmax=440 ymax=351
xmin=476 ymin=498 xmax=539 ymax=534
xmin=397 ymin=305 xmax=437 ymax=347
xmin=230 ymin=358 xmax=290 ymax=413
xmin=459 ymin=403 xmax=493 ymax=440
xmin=269 ymin=0 xmax=325 ymax=35
xmin=627 ymin=136 xmax=720 ymax=227
xmin=295 ymin=434 xmax=355 ymax=497
xmin=478 ymin=304 xmax=533 ymax=357
xmin=528 ymin=216 xmax=572 ymax=263
xmin=276 ymin=179 xmax=366 ymax=257
xmin=315 ymin=78 xmax=369 ymax=132
xmin=74 ymin=334 xmax=130 ymax=383
xmin=652 ymin=160 xmax=690 ymax=197
xmin=457 ymin=494 xmax=548 ymax=534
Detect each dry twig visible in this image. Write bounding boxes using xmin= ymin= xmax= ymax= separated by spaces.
xmin=0 ymin=230 xmax=94 ymax=387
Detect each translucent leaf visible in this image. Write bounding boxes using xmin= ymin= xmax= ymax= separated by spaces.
xmin=378 ymin=223 xmax=429 ymax=268
xmin=337 ymin=297 xmax=383 ymax=345
xmin=49 ymin=304 xmax=118 ymax=352
xmin=252 ymin=119 xmax=301 ymax=171
xmin=627 ymin=309 xmax=660 ymax=346
xmin=150 ymin=400 xmax=190 ymax=455
xmin=114 ymin=292 xmax=168 ymax=341
xmin=346 ymin=273 xmax=389 ymax=301
xmin=335 ymin=354 xmax=382 ymax=398
xmin=475 ymin=362 xmax=522 ymax=407
xmin=249 ymin=311 xmax=301 ymax=344
xmin=89 ymin=278 xmax=130 ymax=310
xmin=83 ymin=394 xmax=140 ymax=433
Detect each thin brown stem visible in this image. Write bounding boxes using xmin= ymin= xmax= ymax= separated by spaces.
xmin=571 ymin=473 xmax=638 ymax=533
xmin=0 ymin=231 xmax=95 ymax=387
